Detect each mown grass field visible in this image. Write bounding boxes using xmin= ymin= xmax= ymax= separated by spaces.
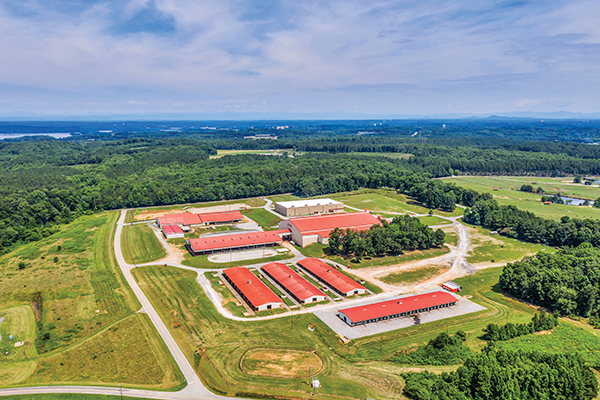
xmin=466 ymin=225 xmax=553 ymax=264
xmin=210 ymin=149 xmax=287 ymax=159
xmin=416 ymin=216 xmax=452 ymax=226
xmin=241 ymin=208 xmax=282 ymax=229
xmin=0 ymin=212 xmax=184 ymax=390
xmin=121 ymin=224 xmax=166 ymax=265
xmin=5 ymin=395 xmax=147 ymax=400
xmin=442 ymin=176 xmax=600 ymax=221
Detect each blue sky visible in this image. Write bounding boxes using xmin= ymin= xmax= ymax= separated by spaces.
xmin=0 ymin=0 xmax=599 ymax=117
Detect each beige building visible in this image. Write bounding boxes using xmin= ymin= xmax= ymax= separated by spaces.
xmin=274 ymin=198 xmax=344 ymax=217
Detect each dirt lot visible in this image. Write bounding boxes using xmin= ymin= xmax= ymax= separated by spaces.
xmin=134 ymin=203 xmax=249 ymax=221
xmin=240 ymin=348 xmax=323 ymax=378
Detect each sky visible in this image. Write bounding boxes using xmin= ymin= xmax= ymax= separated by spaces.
xmin=1 ymin=0 xmax=599 ymax=118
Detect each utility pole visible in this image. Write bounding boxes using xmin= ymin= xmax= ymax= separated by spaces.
xmin=120 ymin=383 xmax=123 ymax=400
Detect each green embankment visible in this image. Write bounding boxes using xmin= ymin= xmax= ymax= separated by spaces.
xmin=0 ymin=212 xmax=184 ymax=390
xmin=241 ymin=208 xmax=282 ymax=229
xmin=121 ymin=223 xmax=167 ymax=265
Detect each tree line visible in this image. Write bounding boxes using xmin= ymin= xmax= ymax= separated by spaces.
xmin=499 ymin=243 xmax=600 ymax=317
xmin=327 ymin=215 xmax=445 ymax=260
xmin=482 ymin=312 xmax=559 ymax=341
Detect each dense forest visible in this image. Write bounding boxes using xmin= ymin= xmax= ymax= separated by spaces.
xmin=499 ymin=244 xmax=600 ymax=317
xmin=401 ymin=347 xmax=598 ymax=400
xmin=463 ymin=199 xmax=600 ymax=247
xmin=327 ymin=215 xmax=445 ymax=260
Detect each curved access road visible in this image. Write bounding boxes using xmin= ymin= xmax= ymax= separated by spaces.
xmin=0 ymin=209 xmax=240 ymax=400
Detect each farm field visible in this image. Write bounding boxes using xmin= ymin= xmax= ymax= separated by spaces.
xmin=443 ymin=176 xmax=600 ymax=221
xmin=210 ymin=149 xmax=288 ymax=159
xmin=0 ymin=212 xmax=184 ymax=390
xmin=121 ymin=223 xmax=166 ymax=265
xmin=466 ymin=225 xmax=553 ymax=265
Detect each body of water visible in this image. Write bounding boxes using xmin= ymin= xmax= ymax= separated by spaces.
xmin=560 ymin=196 xmax=594 ymax=206
xmin=0 ymin=133 xmax=72 ymax=140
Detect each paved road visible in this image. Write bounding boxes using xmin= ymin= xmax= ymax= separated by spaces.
xmin=263 ymin=198 xmax=288 ymax=220
xmin=0 ymin=210 xmax=239 ymax=400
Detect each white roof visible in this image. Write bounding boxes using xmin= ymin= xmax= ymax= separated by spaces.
xmin=443 ymin=281 xmax=461 ymax=289
xmin=275 ymin=198 xmax=343 ymax=208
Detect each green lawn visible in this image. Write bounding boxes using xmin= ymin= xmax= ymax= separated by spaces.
xmin=181 ymin=250 xmax=294 ymax=269
xmin=4 ymin=395 xmax=147 ymax=400
xmin=328 ymin=246 xmax=451 ymax=269
xmin=210 ymin=149 xmax=288 ymax=159
xmin=417 ymin=216 xmax=452 ymax=226
xmin=466 ymin=225 xmax=553 ymax=264
xmin=444 ymin=231 xmax=458 ymax=246
xmin=121 ymin=223 xmax=166 ymax=265
xmin=0 ymin=212 xmax=184 ymax=390
xmin=241 ymin=208 xmax=282 ymax=229
xmin=334 ymin=267 xmax=383 ymax=294
xmin=442 ymin=176 xmax=600 ymax=221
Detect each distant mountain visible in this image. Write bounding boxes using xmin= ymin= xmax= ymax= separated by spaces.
xmin=0 ymin=110 xmax=599 ymax=121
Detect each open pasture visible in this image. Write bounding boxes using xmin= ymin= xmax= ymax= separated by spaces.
xmin=443 ymin=176 xmax=600 ymax=221
xmin=0 ymin=212 xmax=184 ymax=389
xmin=121 ymin=223 xmax=166 ymax=265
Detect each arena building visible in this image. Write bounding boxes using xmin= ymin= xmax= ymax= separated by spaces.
xmin=162 ymin=224 xmax=184 ymax=239
xmin=187 ymin=230 xmax=290 ymax=256
xmin=274 ymin=198 xmax=344 ymax=217
xmin=156 ymin=210 xmax=243 ymax=228
xmin=296 ymin=258 xmax=368 ymax=296
xmin=261 ymin=262 xmax=327 ymax=304
xmin=222 ymin=267 xmax=283 ymax=311
xmin=278 ymin=211 xmax=381 ymax=247
xmin=337 ymin=291 xmax=458 ymax=327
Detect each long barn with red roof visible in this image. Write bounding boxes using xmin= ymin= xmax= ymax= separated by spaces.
xmin=297 ymin=258 xmax=368 ymax=297
xmin=337 ymin=291 xmax=458 ymax=327
xmin=261 ymin=262 xmax=327 ymax=304
xmin=187 ymin=230 xmax=290 ymax=255
xmin=278 ymin=211 xmax=380 ymax=247
xmin=222 ymin=267 xmax=283 ymax=312
xmin=156 ymin=210 xmax=244 ymax=228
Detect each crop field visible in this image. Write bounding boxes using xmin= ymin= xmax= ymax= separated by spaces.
xmin=0 ymin=212 xmax=184 ymax=389
xmin=466 ymin=225 xmax=553 ymax=265
xmin=121 ymin=224 xmax=166 ymax=265
xmin=442 ymin=176 xmax=600 ymax=221
xmin=241 ymin=208 xmax=282 ymax=229
xmin=130 ymin=262 xmax=573 ymax=399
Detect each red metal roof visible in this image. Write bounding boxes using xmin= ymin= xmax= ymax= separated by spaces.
xmin=262 ymin=262 xmax=326 ymax=302
xmin=162 ymin=225 xmax=183 ymax=235
xmin=288 ymin=211 xmax=380 ymax=238
xmin=297 ymin=258 xmax=366 ymax=294
xmin=158 ymin=212 xmax=202 ymax=226
xmin=339 ymin=291 xmax=457 ymax=323
xmin=157 ymin=210 xmax=243 ymax=226
xmin=198 ymin=210 xmax=244 ymax=224
xmin=189 ymin=231 xmax=283 ymax=252
xmin=223 ymin=267 xmax=282 ymax=308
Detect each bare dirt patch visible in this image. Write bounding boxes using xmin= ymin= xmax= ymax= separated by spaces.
xmin=134 ymin=209 xmax=182 ymax=222
xmin=240 ymin=348 xmax=323 ymax=378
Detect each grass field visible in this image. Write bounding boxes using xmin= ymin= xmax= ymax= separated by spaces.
xmin=241 ymin=208 xmax=282 ymax=229
xmin=4 ymin=395 xmax=147 ymax=400
xmin=466 ymin=225 xmax=553 ymax=264
xmin=416 ymin=216 xmax=452 ymax=226
xmin=380 ymin=265 xmax=447 ymax=285
xmin=442 ymin=176 xmax=600 ymax=221
xmin=121 ymin=224 xmax=166 ymax=265
xmin=210 ymin=149 xmax=288 ymax=159
xmin=181 ymin=250 xmax=294 ymax=269
xmin=0 ymin=212 xmax=184 ymax=390
xmin=443 ymin=230 xmax=458 ymax=246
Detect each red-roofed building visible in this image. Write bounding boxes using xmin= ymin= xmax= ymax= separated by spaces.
xmin=261 ymin=262 xmax=327 ymax=304
xmin=337 ymin=291 xmax=458 ymax=327
xmin=278 ymin=211 xmax=381 ymax=247
xmin=162 ymin=224 xmax=184 ymax=239
xmin=156 ymin=210 xmax=243 ymax=228
xmin=297 ymin=258 xmax=368 ymax=297
xmin=222 ymin=267 xmax=283 ymax=311
xmin=187 ymin=230 xmax=289 ymax=255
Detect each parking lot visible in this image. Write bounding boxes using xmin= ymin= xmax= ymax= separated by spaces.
xmin=313 ymin=290 xmax=486 ymax=340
